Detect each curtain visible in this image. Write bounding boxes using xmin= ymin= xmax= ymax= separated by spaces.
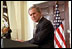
xmin=3 ymin=1 xmax=33 ymax=41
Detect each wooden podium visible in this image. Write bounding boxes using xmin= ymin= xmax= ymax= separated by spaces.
xmin=1 ymin=38 xmax=38 ymax=48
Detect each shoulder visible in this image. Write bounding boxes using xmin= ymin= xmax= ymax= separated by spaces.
xmin=39 ymin=17 xmax=52 ymax=25
xmin=38 ymin=17 xmax=53 ymax=29
xmin=44 ymin=18 xmax=51 ymax=24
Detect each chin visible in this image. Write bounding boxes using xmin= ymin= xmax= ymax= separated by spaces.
xmin=34 ymin=20 xmax=38 ymax=22
xmin=33 ymin=19 xmax=38 ymax=22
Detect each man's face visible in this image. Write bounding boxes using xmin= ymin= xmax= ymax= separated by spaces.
xmin=29 ymin=8 xmax=41 ymax=22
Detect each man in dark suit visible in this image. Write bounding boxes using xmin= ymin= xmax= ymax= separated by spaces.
xmin=27 ymin=5 xmax=54 ymax=48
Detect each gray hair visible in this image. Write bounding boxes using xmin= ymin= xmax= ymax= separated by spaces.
xmin=28 ymin=5 xmax=41 ymax=13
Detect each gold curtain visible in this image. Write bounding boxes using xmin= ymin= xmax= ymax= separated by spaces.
xmin=1 ymin=1 xmax=34 ymax=41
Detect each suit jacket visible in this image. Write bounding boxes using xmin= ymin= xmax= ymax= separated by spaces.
xmin=28 ymin=17 xmax=54 ymax=48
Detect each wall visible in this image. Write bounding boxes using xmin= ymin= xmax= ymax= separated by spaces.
xmin=68 ymin=1 xmax=71 ymax=48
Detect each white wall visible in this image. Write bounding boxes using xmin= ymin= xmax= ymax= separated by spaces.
xmin=68 ymin=1 xmax=71 ymax=48
xmin=68 ymin=1 xmax=71 ymax=30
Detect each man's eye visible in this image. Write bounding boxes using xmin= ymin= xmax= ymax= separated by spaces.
xmin=33 ymin=13 xmax=35 ymax=14
xmin=30 ymin=14 xmax=32 ymax=16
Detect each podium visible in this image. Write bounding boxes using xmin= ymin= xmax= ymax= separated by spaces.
xmin=1 ymin=38 xmax=38 ymax=48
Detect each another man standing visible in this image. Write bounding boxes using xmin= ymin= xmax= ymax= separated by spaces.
xmin=27 ymin=5 xmax=54 ymax=48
